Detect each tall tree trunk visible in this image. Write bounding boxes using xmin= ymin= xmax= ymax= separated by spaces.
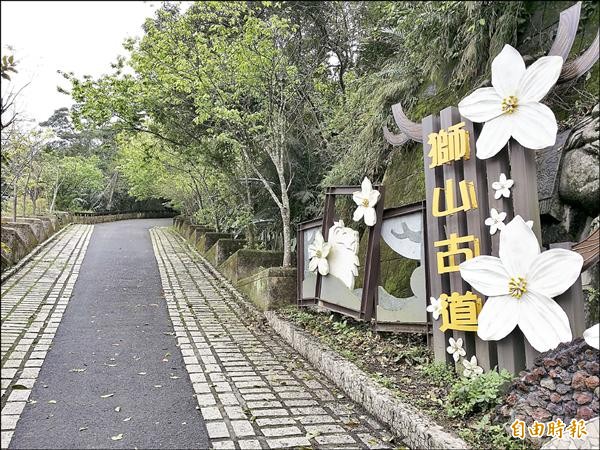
xmin=22 ymin=170 xmax=31 ymax=217
xmin=50 ymin=183 xmax=60 ymax=213
xmin=275 ymin=162 xmax=292 ymax=268
xmin=12 ymin=179 xmax=18 ymax=222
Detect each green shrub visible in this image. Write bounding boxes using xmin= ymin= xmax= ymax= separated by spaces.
xmin=445 ymin=369 xmax=513 ymax=418
xmin=419 ymin=361 xmax=456 ymax=387
xmin=458 ymin=415 xmax=531 ymax=450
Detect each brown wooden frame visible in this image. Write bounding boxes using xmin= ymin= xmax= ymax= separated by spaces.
xmin=296 ymin=185 xmax=385 ymax=322
xmin=373 ymin=200 xmax=431 ymax=334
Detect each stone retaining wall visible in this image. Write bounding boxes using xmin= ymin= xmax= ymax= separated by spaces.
xmin=237 ymin=267 xmax=296 ymax=311
xmin=1 ymin=214 xmax=73 ymax=272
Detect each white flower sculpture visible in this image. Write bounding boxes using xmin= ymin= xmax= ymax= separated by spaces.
xmin=485 ymin=208 xmax=507 ymax=235
xmin=459 ymin=216 xmax=583 ymax=352
xmin=462 ymin=356 xmax=484 ymax=379
xmin=447 ymin=337 xmax=466 ymax=362
xmin=492 ymin=173 xmax=514 ymax=199
xmin=458 ymin=44 xmax=563 ymax=159
xmin=352 ymin=177 xmax=380 ymax=227
xmin=426 ymin=296 xmax=443 ymax=320
xmin=308 ymin=231 xmax=331 ymax=276
xmin=583 ymin=324 xmax=599 ymax=350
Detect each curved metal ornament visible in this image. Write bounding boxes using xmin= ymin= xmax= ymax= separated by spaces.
xmin=391 ymin=103 xmax=423 ymax=143
xmin=547 ymin=1 xmax=599 ymax=83
xmin=548 ymin=1 xmax=581 ymax=60
xmin=382 ymin=125 xmax=410 ymax=146
xmin=559 ymin=31 xmax=600 ymax=82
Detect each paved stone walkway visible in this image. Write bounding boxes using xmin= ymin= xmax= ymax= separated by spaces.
xmin=1 ymin=224 xmax=93 ymax=448
xmin=151 ymin=227 xmax=395 ymax=449
xmin=1 ymin=221 xmax=396 ymax=449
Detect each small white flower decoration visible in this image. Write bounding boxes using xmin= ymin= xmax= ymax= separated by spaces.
xmin=426 ymin=296 xmax=443 ymax=321
xmin=485 ymin=208 xmax=507 ymax=235
xmin=459 ymin=215 xmax=583 ymax=352
xmin=308 ymin=231 xmax=331 ymax=276
xmin=458 ymin=44 xmax=563 ymax=159
xmin=526 ymin=220 xmax=534 ymax=229
xmin=492 ymin=173 xmax=514 ymax=199
xmin=352 ymin=177 xmax=381 ymax=227
xmin=446 ymin=337 xmax=466 ymax=362
xmin=583 ymin=323 xmax=599 ymax=350
xmin=462 ymin=356 xmax=484 ymax=379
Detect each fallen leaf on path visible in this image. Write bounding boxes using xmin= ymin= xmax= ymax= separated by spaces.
xmin=169 ymin=375 xmax=180 ymax=379
xmin=123 ymin=417 xmax=132 ymax=422
xmin=79 ymin=427 xmax=88 ymax=431
xmin=154 ymin=385 xmax=162 ymax=388
xmin=137 ymin=372 xmax=147 ymax=376
xmin=115 ymin=406 xmax=121 ymax=412
xmin=70 ymin=368 xmax=86 ymax=373
xmin=48 ymin=400 xmax=57 ymax=404
xmin=12 ymin=384 xmax=28 ymax=390
xmin=111 ymin=433 xmax=123 ymax=441
xmin=100 ymin=394 xmax=114 ymax=398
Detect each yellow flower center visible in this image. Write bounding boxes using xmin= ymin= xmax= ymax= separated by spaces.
xmin=509 ymin=276 xmax=527 ymax=298
xmin=361 ymin=198 xmax=369 ymax=207
xmin=501 ymin=96 xmax=519 ymax=114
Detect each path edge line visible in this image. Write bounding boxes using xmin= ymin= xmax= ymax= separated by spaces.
xmin=1 ymin=225 xmax=72 ymax=285
xmin=170 ymin=227 xmax=470 ymax=450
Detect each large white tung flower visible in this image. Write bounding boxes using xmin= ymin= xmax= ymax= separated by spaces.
xmin=308 ymin=231 xmax=331 ymax=276
xmin=458 ymin=44 xmax=563 ymax=159
xmin=459 ymin=216 xmax=583 ymax=352
xmin=583 ymin=324 xmax=599 ymax=350
xmin=352 ymin=177 xmax=381 ymax=227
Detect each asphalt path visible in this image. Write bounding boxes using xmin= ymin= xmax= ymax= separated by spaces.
xmin=9 ymin=218 xmax=210 ymax=449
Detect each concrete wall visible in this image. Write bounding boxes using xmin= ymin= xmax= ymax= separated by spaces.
xmin=1 ymin=213 xmax=73 ymax=272
xmin=236 ymin=267 xmax=297 ymax=311
xmin=72 ymin=211 xmax=175 ymax=224
xmin=175 ymin=217 xmax=294 ymax=310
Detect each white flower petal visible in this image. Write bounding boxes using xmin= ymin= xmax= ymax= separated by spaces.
xmin=308 ymin=258 xmax=318 ymax=272
xmin=527 ymin=248 xmax=583 ymax=298
xmin=518 ymin=291 xmax=572 ymax=352
xmin=497 ymin=211 xmax=507 ymax=222
xmin=491 ymin=181 xmax=502 ymax=190
xmin=583 ymin=324 xmax=599 ymax=350
xmin=518 ymin=56 xmax=563 ymax=103
xmin=368 ymin=190 xmax=381 ymax=207
xmin=352 ymin=206 xmax=365 ymax=222
xmin=317 ymin=258 xmax=329 ymax=276
xmin=321 ymin=242 xmax=332 ymax=258
xmin=458 ymin=87 xmax=503 ymax=122
xmin=494 ymin=190 xmax=502 ymax=200
xmin=477 ymin=295 xmax=519 ymax=341
xmin=475 ymin=114 xmax=513 ymax=159
xmin=501 ymin=187 xmax=511 ymax=198
xmin=361 ymin=177 xmax=373 ymax=194
xmin=448 ymin=337 xmax=456 ymax=347
xmin=459 ymin=255 xmax=510 ymax=296
xmin=452 ymin=352 xmax=460 ymax=362
xmin=484 ymin=217 xmax=494 ymax=226
xmin=504 ymin=179 xmax=514 ymax=189
xmin=511 ymin=102 xmax=557 ymax=150
xmin=455 ymin=338 xmax=463 ymax=348
xmin=352 ymin=191 xmax=366 ymax=206
xmin=499 ymin=173 xmax=507 ymax=183
xmin=499 ymin=216 xmax=540 ymax=277
xmin=491 ymin=45 xmax=526 ymax=98
xmin=364 ymin=207 xmax=377 ymax=226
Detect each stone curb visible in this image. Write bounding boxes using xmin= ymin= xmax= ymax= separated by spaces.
xmin=172 ymin=228 xmax=470 ymax=450
xmin=264 ymin=311 xmax=470 ymax=450
xmin=1 ymin=224 xmax=71 ymax=285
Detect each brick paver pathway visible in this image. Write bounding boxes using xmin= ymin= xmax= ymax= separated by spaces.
xmin=151 ymin=227 xmax=395 ymax=449
xmin=1 ymin=224 xmax=93 ymax=448
xmin=1 ymin=221 xmax=397 ymax=449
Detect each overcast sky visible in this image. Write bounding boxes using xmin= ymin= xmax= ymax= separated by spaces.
xmin=1 ymin=1 xmax=166 ymax=126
